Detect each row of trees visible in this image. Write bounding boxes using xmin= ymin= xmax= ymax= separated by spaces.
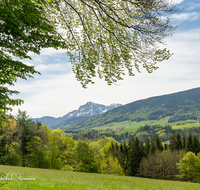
xmin=1 ymin=111 xmax=200 ymax=182
xmin=65 ymin=130 xmax=132 ymax=143
xmin=0 ymin=111 xmax=125 ymax=174
xmin=133 ymin=124 xmax=200 ymax=143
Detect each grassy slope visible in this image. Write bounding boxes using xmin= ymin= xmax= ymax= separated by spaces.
xmin=89 ymin=119 xmax=200 ymax=134
xmin=91 ymin=120 xmax=171 ymax=132
xmin=0 ymin=165 xmax=200 ymax=190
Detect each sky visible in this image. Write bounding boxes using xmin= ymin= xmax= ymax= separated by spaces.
xmin=10 ymin=0 xmax=200 ymax=118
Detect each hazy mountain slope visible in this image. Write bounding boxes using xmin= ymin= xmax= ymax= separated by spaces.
xmin=69 ymin=87 xmax=200 ymax=130
xmin=33 ymin=102 xmax=122 ymax=128
xmin=52 ymin=116 xmax=90 ymax=129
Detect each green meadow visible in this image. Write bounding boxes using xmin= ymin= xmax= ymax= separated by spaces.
xmin=172 ymin=123 xmax=200 ymax=130
xmin=0 ymin=165 xmax=200 ymax=190
xmin=91 ymin=120 xmax=169 ymax=133
xmin=91 ymin=119 xmax=200 ymax=134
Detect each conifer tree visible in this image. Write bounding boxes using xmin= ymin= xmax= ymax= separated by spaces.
xmin=144 ymin=136 xmax=150 ymax=158
xmin=150 ymin=139 xmax=156 ymax=155
xmin=186 ymin=131 xmax=193 ymax=152
xmin=169 ymin=130 xmax=176 ymax=152
xmin=182 ymin=135 xmax=186 ymax=150
xmin=128 ymin=137 xmax=143 ymax=176
xmin=164 ymin=143 xmax=168 ymax=151
xmin=192 ymin=134 xmax=200 ymax=155
xmin=155 ymin=134 xmax=163 ymax=151
xmin=175 ymin=133 xmax=182 ymax=151
xmin=124 ymin=142 xmax=129 ymax=173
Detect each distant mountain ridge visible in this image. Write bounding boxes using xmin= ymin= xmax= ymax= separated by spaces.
xmin=32 ymin=102 xmax=122 ymax=128
xmin=68 ymin=87 xmax=200 ymax=130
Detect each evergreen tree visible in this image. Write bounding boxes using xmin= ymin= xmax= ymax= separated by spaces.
xmin=122 ymin=142 xmax=129 ymax=175
xmin=150 ymin=139 xmax=156 ymax=155
xmin=169 ymin=130 xmax=176 ymax=152
xmin=164 ymin=143 xmax=168 ymax=151
xmin=175 ymin=133 xmax=182 ymax=151
xmin=192 ymin=134 xmax=200 ymax=155
xmin=182 ymin=135 xmax=186 ymax=150
xmin=155 ymin=134 xmax=163 ymax=151
xmin=139 ymin=141 xmax=144 ymax=159
xmin=128 ymin=137 xmax=143 ymax=176
xmin=186 ymin=131 xmax=193 ymax=152
xmin=144 ymin=136 xmax=150 ymax=158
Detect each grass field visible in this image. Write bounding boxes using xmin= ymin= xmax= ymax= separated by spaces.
xmin=92 ymin=120 xmax=172 ymax=133
xmin=90 ymin=119 xmax=200 ymax=134
xmin=0 ymin=165 xmax=200 ymax=190
xmin=172 ymin=123 xmax=200 ymax=130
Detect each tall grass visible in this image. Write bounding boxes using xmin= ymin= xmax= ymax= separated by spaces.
xmin=0 ymin=165 xmax=200 ymax=190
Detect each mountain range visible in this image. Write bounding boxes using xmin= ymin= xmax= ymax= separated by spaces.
xmin=67 ymin=87 xmax=200 ymax=130
xmin=33 ymin=87 xmax=200 ymax=130
xmin=32 ymin=102 xmax=122 ymax=128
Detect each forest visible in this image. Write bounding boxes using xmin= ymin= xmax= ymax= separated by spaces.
xmin=1 ymin=110 xmax=200 ymax=183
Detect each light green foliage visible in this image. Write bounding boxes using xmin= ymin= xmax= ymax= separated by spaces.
xmin=53 ymin=0 xmax=179 ymax=88
xmin=22 ymin=124 xmax=75 ymax=170
xmin=26 ymin=136 xmax=44 ymax=168
xmin=7 ymin=142 xmax=21 ymax=166
xmin=99 ymin=155 xmax=125 ymax=176
xmin=97 ymin=137 xmax=118 ymax=156
xmin=74 ymin=141 xmax=97 ymax=173
xmin=176 ymin=151 xmax=197 ymax=182
xmin=90 ymin=141 xmax=104 ymax=170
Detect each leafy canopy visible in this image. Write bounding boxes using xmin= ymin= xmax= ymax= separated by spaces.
xmin=51 ymin=0 xmax=180 ymax=87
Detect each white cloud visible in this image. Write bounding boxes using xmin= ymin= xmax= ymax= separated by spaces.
xmin=35 ymin=63 xmax=71 ymax=73
xmin=28 ymin=48 xmax=67 ymax=57
xmin=172 ymin=0 xmax=184 ymax=4
xmin=173 ymin=12 xmax=198 ymax=21
xmin=40 ymin=48 xmax=67 ymax=56
xmin=188 ymin=3 xmax=200 ymax=11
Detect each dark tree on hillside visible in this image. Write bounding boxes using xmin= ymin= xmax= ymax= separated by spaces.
xmin=122 ymin=142 xmax=129 ymax=174
xmin=155 ymin=134 xmax=163 ymax=151
xmin=185 ymin=131 xmax=193 ymax=152
xmin=144 ymin=136 xmax=150 ymax=158
xmin=182 ymin=135 xmax=186 ymax=149
xmin=128 ymin=137 xmax=143 ymax=176
xmin=175 ymin=133 xmax=182 ymax=151
xmin=164 ymin=143 xmax=168 ymax=151
xmin=150 ymin=139 xmax=156 ymax=155
xmin=116 ymin=143 xmax=129 ymax=174
xmin=169 ymin=130 xmax=176 ymax=152
xmin=192 ymin=134 xmax=200 ymax=155
xmin=15 ymin=110 xmax=38 ymax=166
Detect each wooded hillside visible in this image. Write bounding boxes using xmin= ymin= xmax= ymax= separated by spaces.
xmin=68 ymin=87 xmax=200 ymax=130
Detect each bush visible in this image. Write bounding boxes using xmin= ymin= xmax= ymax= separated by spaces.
xmin=98 ymin=156 xmax=125 ymax=176
xmin=139 ymin=150 xmax=185 ymax=180
xmin=176 ymin=152 xmax=196 ymax=182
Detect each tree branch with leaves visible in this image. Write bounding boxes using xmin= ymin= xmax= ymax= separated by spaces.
xmin=50 ymin=0 xmax=181 ymax=87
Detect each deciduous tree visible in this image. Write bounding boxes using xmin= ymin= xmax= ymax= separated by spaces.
xmin=176 ymin=151 xmax=197 ymax=182
xmin=54 ymin=0 xmax=180 ymax=87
